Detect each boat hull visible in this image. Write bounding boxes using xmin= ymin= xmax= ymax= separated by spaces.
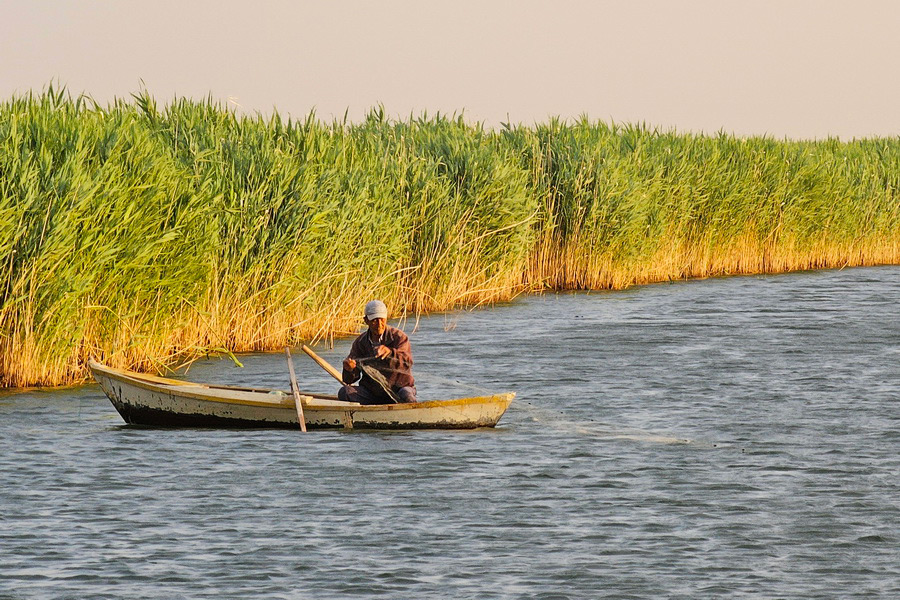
xmin=89 ymin=360 xmax=513 ymax=430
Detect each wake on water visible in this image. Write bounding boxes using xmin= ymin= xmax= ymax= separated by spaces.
xmin=516 ymin=400 xmax=696 ymax=445
xmin=416 ymin=372 xmax=697 ymax=445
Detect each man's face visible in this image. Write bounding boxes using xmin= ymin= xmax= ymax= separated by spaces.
xmin=364 ymin=317 xmax=387 ymax=337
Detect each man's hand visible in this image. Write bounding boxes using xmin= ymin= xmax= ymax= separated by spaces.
xmin=374 ymin=345 xmax=392 ymax=360
xmin=343 ymin=357 xmax=357 ymax=371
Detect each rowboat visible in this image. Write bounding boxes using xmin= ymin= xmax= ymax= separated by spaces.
xmin=88 ymin=360 xmax=514 ymax=430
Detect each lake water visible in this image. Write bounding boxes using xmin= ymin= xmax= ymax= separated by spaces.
xmin=1 ymin=267 xmax=898 ymax=599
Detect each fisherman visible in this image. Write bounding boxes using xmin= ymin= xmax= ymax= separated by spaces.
xmin=338 ymin=300 xmax=417 ymax=404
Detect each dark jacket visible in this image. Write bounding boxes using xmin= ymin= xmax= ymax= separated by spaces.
xmin=342 ymin=325 xmax=415 ymax=390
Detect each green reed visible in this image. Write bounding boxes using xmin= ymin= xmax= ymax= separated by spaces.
xmin=0 ymin=88 xmax=897 ymax=386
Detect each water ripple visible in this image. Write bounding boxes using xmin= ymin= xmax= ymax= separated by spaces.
xmin=1 ymin=267 xmax=899 ymax=599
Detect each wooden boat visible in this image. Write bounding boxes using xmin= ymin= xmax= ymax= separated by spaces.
xmin=88 ymin=360 xmax=514 ymax=430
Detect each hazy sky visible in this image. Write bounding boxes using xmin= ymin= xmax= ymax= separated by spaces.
xmin=2 ymin=0 xmax=898 ymax=139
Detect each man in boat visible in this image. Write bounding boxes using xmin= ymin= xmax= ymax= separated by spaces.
xmin=338 ymin=300 xmax=417 ymax=404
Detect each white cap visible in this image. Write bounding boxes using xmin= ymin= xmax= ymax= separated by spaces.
xmin=364 ymin=300 xmax=388 ymax=320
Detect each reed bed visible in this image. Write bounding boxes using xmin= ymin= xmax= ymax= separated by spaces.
xmin=1 ymin=88 xmax=897 ymax=386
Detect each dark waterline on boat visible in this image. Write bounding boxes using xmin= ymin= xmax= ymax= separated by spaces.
xmin=2 ymin=266 xmax=898 ymax=599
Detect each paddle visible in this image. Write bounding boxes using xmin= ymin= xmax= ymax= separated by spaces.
xmin=301 ymin=344 xmax=344 ymax=383
xmin=284 ymin=347 xmax=307 ymax=432
xmin=300 ymin=344 xmax=399 ymax=404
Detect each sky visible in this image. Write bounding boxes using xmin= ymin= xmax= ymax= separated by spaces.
xmin=1 ymin=0 xmax=898 ymax=139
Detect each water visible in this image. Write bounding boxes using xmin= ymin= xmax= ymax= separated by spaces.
xmin=1 ymin=267 xmax=898 ymax=599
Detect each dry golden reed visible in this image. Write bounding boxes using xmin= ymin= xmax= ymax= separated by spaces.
xmin=0 ymin=89 xmax=897 ymax=387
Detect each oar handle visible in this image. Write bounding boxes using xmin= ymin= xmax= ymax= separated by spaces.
xmin=301 ymin=344 xmax=345 ymax=384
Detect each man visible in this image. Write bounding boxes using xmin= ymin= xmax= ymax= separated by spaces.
xmin=338 ymin=300 xmax=417 ymax=404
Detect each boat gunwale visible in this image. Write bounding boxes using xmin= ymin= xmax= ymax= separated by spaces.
xmin=88 ymin=360 xmax=515 ymax=412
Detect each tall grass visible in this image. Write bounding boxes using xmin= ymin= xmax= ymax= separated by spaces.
xmin=1 ymin=88 xmax=897 ymax=386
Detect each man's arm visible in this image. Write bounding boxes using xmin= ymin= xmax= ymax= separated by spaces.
xmin=342 ymin=339 xmax=362 ymax=384
xmin=383 ymin=330 xmax=413 ymax=370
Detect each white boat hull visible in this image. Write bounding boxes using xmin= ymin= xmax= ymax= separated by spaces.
xmin=89 ymin=360 xmax=514 ymax=430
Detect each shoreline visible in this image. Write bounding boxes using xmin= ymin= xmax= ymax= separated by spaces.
xmin=3 ymin=260 xmax=897 ymax=391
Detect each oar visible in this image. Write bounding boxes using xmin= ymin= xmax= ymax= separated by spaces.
xmin=301 ymin=344 xmax=344 ymax=384
xmin=284 ymin=347 xmax=307 ymax=432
